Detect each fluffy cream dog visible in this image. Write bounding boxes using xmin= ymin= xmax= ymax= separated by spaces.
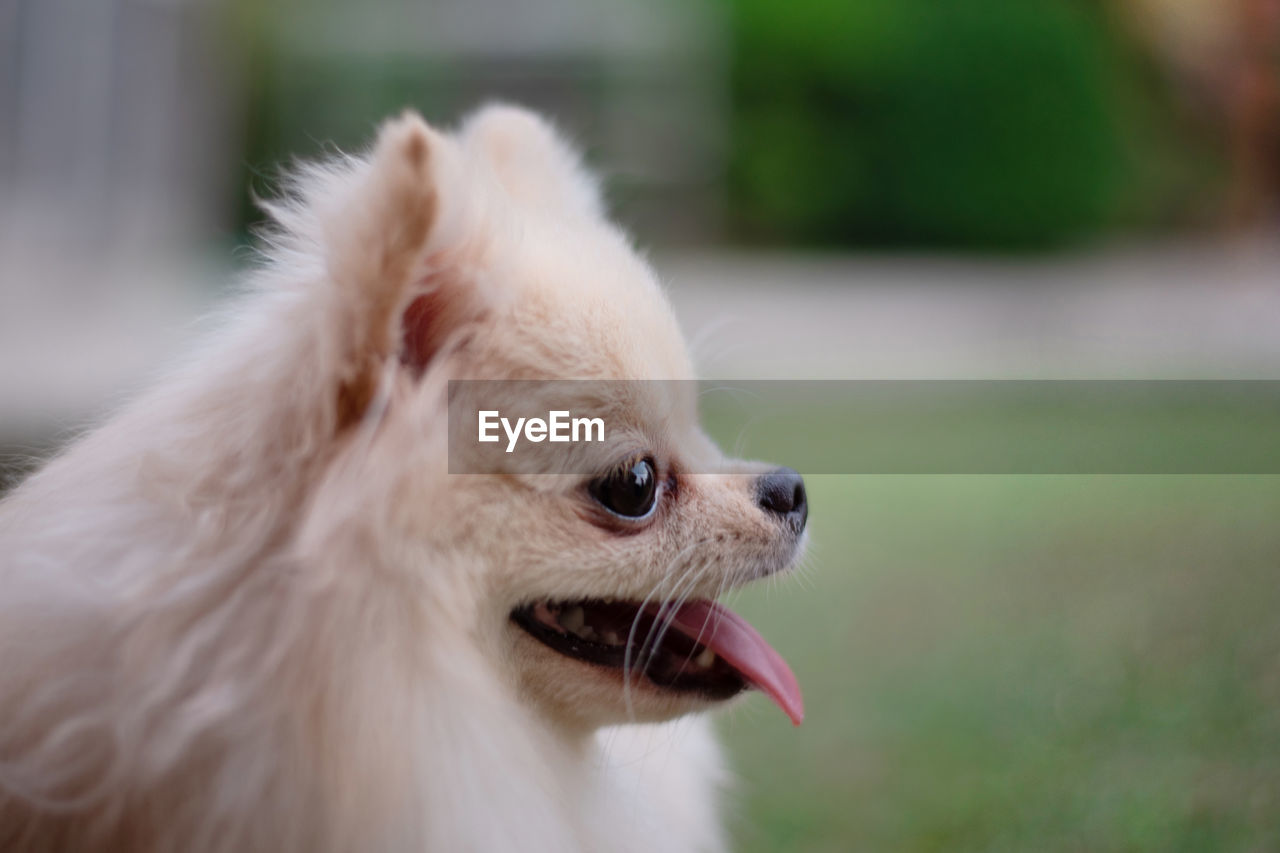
xmin=0 ymin=106 xmax=807 ymax=852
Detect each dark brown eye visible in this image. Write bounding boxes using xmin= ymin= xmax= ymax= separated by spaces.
xmin=589 ymin=457 xmax=658 ymax=519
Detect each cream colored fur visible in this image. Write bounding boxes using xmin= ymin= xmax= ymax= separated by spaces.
xmin=0 ymin=105 xmax=795 ymax=852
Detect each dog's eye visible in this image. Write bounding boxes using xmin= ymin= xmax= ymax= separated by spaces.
xmin=589 ymin=457 xmax=658 ymax=519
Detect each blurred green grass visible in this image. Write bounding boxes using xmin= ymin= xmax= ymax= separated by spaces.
xmin=717 ymin=475 xmax=1280 ymax=851
xmin=700 ymin=383 xmax=1280 ymax=474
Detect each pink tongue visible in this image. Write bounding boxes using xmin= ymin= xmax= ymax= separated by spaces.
xmin=655 ymin=600 xmax=804 ymax=726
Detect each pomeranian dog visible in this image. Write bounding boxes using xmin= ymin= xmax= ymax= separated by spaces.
xmin=0 ymin=105 xmax=807 ymax=852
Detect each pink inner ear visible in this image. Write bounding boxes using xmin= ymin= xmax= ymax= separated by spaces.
xmin=400 ymin=288 xmax=444 ymax=375
xmin=400 ymin=277 xmax=476 ymax=375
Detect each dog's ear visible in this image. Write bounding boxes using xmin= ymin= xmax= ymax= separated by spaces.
xmin=460 ymin=103 xmax=603 ymax=222
xmin=322 ymin=111 xmax=487 ymax=429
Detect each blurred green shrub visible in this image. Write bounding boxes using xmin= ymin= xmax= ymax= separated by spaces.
xmin=729 ymin=0 xmax=1154 ymax=249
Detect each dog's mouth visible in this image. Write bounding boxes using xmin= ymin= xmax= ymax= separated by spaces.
xmin=511 ymin=598 xmax=803 ymax=725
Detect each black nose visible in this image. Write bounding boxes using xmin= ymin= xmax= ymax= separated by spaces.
xmin=756 ymin=467 xmax=807 ymax=531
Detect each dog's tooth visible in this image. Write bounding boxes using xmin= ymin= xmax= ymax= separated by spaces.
xmin=534 ymin=601 xmax=559 ymax=628
xmin=578 ymin=625 xmax=597 ymax=640
xmin=561 ymin=606 xmax=585 ymax=634
xmin=601 ymin=630 xmax=620 ymax=645
xmin=695 ymin=647 xmax=716 ymax=668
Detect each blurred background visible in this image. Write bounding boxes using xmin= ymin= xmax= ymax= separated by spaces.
xmin=2 ymin=0 xmax=1279 ymax=849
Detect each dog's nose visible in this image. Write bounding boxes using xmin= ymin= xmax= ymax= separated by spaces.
xmin=756 ymin=467 xmax=807 ymax=531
